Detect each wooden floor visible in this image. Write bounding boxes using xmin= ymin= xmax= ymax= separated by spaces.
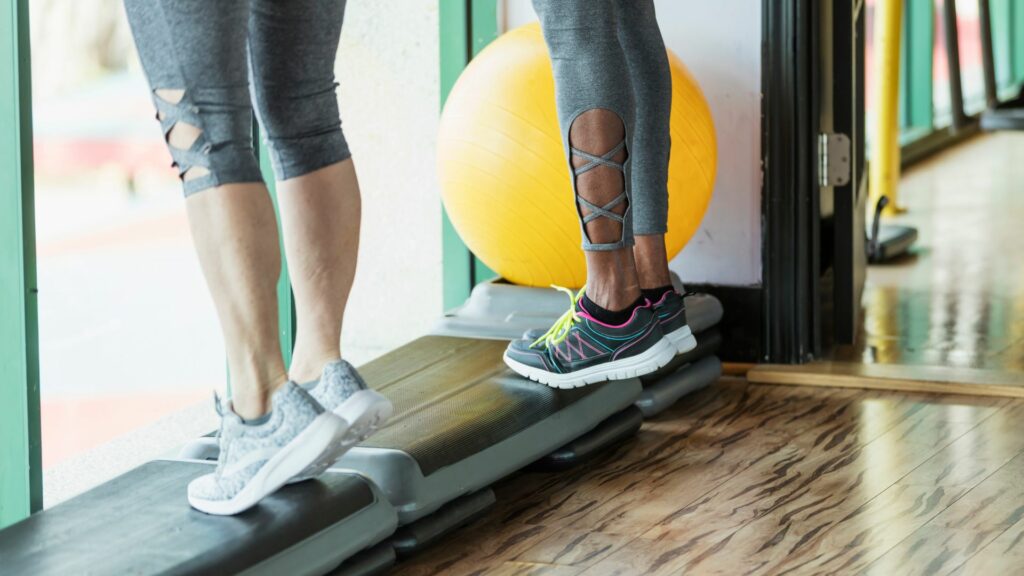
xmin=397 ymin=378 xmax=1024 ymax=575
xmin=834 ymin=132 xmax=1024 ymax=373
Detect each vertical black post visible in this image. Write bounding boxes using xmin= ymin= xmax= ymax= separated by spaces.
xmin=761 ymin=0 xmax=821 ymax=363
xmin=979 ymin=0 xmax=999 ymax=108
xmin=943 ymin=0 xmax=968 ymax=128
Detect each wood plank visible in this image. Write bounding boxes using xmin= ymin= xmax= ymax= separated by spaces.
xmin=599 ymin=397 xmax=999 ymax=574
xmin=721 ymin=362 xmax=755 ymax=376
xmin=488 ymin=563 xmax=583 ymax=576
xmin=765 ymin=402 xmax=1024 ymax=574
xmin=862 ymin=452 xmax=1024 ymax=575
xmin=749 ymin=361 xmax=1024 ymax=398
xmin=957 ymin=503 xmax=1024 ymax=574
xmin=396 ymin=382 xmax=1024 ymax=576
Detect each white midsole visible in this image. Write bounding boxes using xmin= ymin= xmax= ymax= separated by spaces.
xmin=504 ymin=336 xmax=678 ymax=389
xmin=335 ymin=389 xmax=393 ymax=429
xmin=288 ymin=389 xmax=394 ymax=483
xmin=188 ymin=411 xmax=345 ymax=516
xmin=665 ymin=325 xmax=697 ymax=354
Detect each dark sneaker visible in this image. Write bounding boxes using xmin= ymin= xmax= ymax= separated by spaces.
xmin=650 ymin=290 xmax=697 ymax=354
xmin=503 ymin=287 xmax=676 ymax=389
xmin=523 ymin=289 xmax=698 ymax=355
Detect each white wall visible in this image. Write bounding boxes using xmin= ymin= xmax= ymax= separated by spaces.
xmin=502 ymin=0 xmax=763 ymax=287
xmin=335 ymin=1 xmax=442 ymax=362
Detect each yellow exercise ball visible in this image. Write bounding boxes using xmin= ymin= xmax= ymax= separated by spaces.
xmin=438 ymin=23 xmax=717 ymax=288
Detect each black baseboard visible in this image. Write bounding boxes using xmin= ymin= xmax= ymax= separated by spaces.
xmin=688 ymin=284 xmax=762 ymax=363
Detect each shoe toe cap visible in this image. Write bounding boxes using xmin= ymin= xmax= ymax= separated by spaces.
xmin=505 ymin=339 xmax=552 ymax=370
xmin=188 ymin=472 xmax=229 ymax=502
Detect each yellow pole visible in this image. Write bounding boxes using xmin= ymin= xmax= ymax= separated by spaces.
xmin=869 ymin=0 xmax=905 ymax=215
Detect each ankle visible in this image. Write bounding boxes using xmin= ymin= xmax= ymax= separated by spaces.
xmin=641 ymin=285 xmax=675 ymax=304
xmin=224 ymin=355 xmax=288 ymax=420
xmin=231 ymin=387 xmax=275 ymax=421
xmin=581 ymin=292 xmax=644 ymax=325
xmin=584 ymin=281 xmax=642 ymax=312
xmin=637 ymin=271 xmax=673 ymax=291
xmin=289 ymin=350 xmax=341 ymax=385
xmin=633 ymin=235 xmax=673 ymax=289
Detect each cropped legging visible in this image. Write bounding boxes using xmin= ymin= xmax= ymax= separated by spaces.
xmin=123 ymin=0 xmax=349 ymax=196
xmin=532 ymin=0 xmax=672 ymax=251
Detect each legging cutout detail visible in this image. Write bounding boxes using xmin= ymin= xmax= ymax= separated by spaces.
xmin=573 ymin=140 xmax=628 ymax=229
xmin=533 ymin=0 xmax=672 ymax=247
xmin=153 ymin=91 xmax=217 ymax=191
xmin=123 ymin=0 xmax=350 ymax=197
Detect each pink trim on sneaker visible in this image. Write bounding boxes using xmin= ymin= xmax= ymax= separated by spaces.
xmin=577 ymin=297 xmax=653 ymax=329
xmin=652 ymin=291 xmax=674 ymax=307
xmin=611 ymin=321 xmax=659 ymax=360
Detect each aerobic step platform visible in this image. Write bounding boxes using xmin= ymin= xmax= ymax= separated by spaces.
xmin=328 ymin=335 xmax=642 ymax=524
xmin=0 ymin=460 xmax=397 ymax=576
xmin=187 ymin=336 xmax=642 ymax=527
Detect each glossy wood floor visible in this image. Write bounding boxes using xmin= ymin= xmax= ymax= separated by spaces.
xmin=396 ymin=378 xmax=1024 ymax=575
xmin=835 ymin=132 xmax=1024 ymax=372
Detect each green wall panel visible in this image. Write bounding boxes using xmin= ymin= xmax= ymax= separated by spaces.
xmin=0 ymin=0 xmax=42 ymax=528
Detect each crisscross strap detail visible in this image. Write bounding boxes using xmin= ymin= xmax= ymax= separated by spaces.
xmin=153 ymin=94 xmax=213 ymax=181
xmin=577 ymin=194 xmax=626 ymax=225
xmin=571 ymin=140 xmax=626 ymax=176
xmin=571 ymin=139 xmax=628 ymax=227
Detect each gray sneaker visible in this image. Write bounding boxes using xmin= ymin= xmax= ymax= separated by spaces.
xmin=187 ymin=382 xmax=347 ymax=516
xmin=305 ymin=360 xmax=393 ymax=450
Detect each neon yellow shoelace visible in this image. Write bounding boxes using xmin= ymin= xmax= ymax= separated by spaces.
xmin=531 ymin=285 xmax=586 ymax=348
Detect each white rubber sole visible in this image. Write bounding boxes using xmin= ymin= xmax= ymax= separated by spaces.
xmin=288 ymin=389 xmax=394 ymax=483
xmin=666 ymin=325 xmax=698 ymax=354
xmin=504 ymin=336 xmax=678 ymax=389
xmin=334 ymin=389 xmax=394 ymax=448
xmin=188 ymin=411 xmax=346 ymax=516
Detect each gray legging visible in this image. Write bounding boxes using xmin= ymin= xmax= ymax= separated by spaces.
xmin=532 ymin=0 xmax=671 ymax=251
xmin=123 ymin=0 xmax=349 ymax=196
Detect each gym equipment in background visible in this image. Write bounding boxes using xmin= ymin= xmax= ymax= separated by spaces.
xmin=437 ymin=23 xmax=717 ymax=288
xmin=868 ymin=196 xmax=917 ymax=263
xmin=867 ymin=0 xmax=918 ymax=263
xmin=979 ymin=0 xmax=1024 ymax=131
xmin=980 ymin=92 xmax=1024 ymax=131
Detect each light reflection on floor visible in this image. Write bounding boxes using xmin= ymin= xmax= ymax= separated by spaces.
xmin=834 ymin=132 xmax=1024 ymax=374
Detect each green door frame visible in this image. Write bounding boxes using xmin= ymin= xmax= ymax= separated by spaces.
xmin=0 ymin=0 xmax=42 ymax=529
xmin=253 ymin=128 xmax=296 ymax=367
xmin=439 ymin=0 xmax=499 ymax=310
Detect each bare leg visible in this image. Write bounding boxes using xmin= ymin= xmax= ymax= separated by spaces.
xmin=186 ymin=185 xmax=288 ymax=420
xmin=634 ymin=235 xmax=673 ymax=290
xmin=156 ymin=90 xmax=287 ymax=421
xmin=570 ymin=109 xmax=643 ymax=312
xmin=277 ymin=160 xmax=361 ymax=384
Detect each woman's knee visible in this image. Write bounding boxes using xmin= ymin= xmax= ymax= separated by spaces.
xmin=152 ymin=86 xmax=262 ymax=196
xmin=252 ymin=80 xmax=351 ymax=181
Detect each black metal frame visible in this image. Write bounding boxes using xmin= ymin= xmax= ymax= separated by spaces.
xmin=831 ymin=0 xmax=868 ymax=347
xmin=760 ymin=0 xmax=823 ymax=363
xmin=942 ymin=0 xmax=970 ymax=130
